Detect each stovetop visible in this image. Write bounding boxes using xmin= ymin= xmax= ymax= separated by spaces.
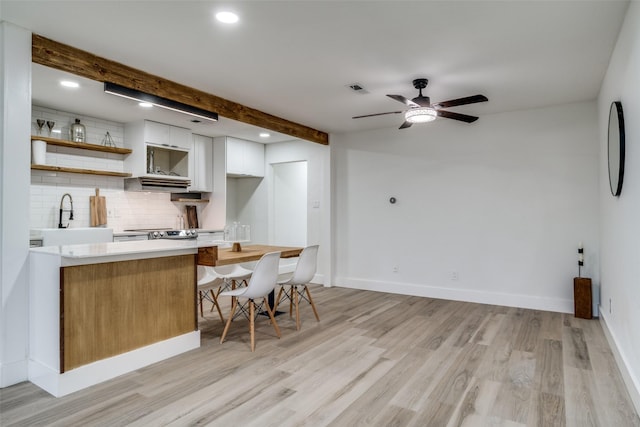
xmin=149 ymin=229 xmax=198 ymax=240
xmin=123 ymin=228 xmax=198 ymax=240
xmin=123 ymin=228 xmax=172 ymax=232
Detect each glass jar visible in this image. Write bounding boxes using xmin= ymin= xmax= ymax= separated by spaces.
xmin=70 ymin=119 xmax=86 ymax=143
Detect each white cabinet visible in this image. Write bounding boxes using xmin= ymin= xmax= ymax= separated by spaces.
xmin=225 ymin=137 xmax=264 ymax=177
xmin=113 ymin=233 xmax=148 ymax=242
xmin=226 ymin=138 xmax=244 ymax=175
xmin=144 ymin=120 xmax=192 ymax=150
xmin=196 ymin=231 xmax=224 ymax=242
xmin=144 ymin=120 xmax=170 ymax=145
xmin=124 ymin=120 xmax=193 ymax=179
xmin=191 ymin=134 xmax=213 ymax=192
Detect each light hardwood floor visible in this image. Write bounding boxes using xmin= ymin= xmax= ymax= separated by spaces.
xmin=1 ymin=287 xmax=639 ymax=426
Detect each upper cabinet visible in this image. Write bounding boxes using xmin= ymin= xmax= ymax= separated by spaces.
xmin=145 ymin=120 xmax=192 ymax=150
xmin=124 ymin=120 xmax=193 ymax=180
xmin=191 ymin=134 xmax=213 ymax=192
xmin=225 ymin=137 xmax=265 ymax=177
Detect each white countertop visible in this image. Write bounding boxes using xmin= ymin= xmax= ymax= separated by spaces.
xmin=29 ymin=237 xmax=237 ymax=270
xmin=30 ymin=239 xmax=225 ymax=259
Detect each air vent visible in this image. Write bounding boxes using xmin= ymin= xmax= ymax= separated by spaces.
xmin=124 ymin=176 xmax=191 ymax=192
xmin=347 ymin=83 xmax=369 ymax=94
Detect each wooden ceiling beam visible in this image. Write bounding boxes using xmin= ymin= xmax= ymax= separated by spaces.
xmin=31 ymin=34 xmax=329 ymax=145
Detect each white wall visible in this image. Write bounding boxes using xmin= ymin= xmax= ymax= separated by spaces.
xmin=0 ymin=22 xmax=32 ymax=387
xmin=331 ymin=101 xmax=599 ymax=313
xmin=273 ymin=161 xmax=307 ymax=247
xmin=266 ymin=140 xmax=331 ymax=285
xmin=597 ymin=0 xmax=640 ymax=410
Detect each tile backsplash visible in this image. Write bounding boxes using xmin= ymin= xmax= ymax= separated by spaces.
xmin=30 ymin=106 xmax=187 ymax=231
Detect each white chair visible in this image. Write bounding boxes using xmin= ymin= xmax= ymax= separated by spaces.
xmin=212 ymin=264 xmax=253 ymax=292
xmin=219 ymin=252 xmax=282 ymax=351
xmin=197 ymin=264 xmax=253 ymax=321
xmin=198 ymin=264 xmax=253 ymax=316
xmin=197 ymin=266 xmax=225 ymax=322
xmin=274 ymin=245 xmax=320 ymax=331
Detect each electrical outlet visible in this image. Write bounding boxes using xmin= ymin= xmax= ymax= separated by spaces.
xmin=392 ymin=265 xmax=399 ymax=273
xmin=450 ymin=271 xmax=459 ymax=281
xmin=107 ymin=208 xmax=114 ymax=218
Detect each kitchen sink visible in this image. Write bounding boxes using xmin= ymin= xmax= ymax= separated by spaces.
xmin=31 ymin=228 xmax=113 ymax=246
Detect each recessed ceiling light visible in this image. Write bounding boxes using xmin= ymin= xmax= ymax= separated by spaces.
xmin=139 ymin=102 xmax=153 ymax=108
xmin=60 ymin=80 xmax=79 ymax=88
xmin=259 ymin=132 xmax=270 ymax=138
xmin=216 ymin=11 xmax=239 ymax=24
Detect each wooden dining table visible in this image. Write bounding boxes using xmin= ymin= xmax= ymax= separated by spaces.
xmin=197 ymin=243 xmax=303 ymax=314
xmin=197 ymin=244 xmax=303 ymax=267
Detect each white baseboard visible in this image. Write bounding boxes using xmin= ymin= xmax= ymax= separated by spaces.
xmin=334 ymin=277 xmax=574 ymax=313
xmin=599 ymin=308 xmax=640 ymax=414
xmin=0 ymin=358 xmax=28 ymax=388
xmin=28 ymin=331 xmax=200 ymax=397
xmin=312 ymin=273 xmax=325 ymax=286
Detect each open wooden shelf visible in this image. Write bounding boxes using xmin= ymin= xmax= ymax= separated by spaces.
xmin=31 ymin=135 xmax=132 ymax=155
xmin=31 ymin=164 xmax=132 ymax=177
xmin=171 ymin=198 xmax=210 ymax=203
xmin=170 ymin=193 xmax=210 ymax=203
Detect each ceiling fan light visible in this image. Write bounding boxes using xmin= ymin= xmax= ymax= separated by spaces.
xmin=405 ymin=107 xmax=437 ymax=123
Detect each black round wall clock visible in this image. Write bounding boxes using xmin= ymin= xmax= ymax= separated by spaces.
xmin=608 ymin=101 xmax=625 ymax=197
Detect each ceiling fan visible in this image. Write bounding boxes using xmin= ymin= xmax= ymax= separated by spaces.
xmin=352 ymin=78 xmax=488 ymax=129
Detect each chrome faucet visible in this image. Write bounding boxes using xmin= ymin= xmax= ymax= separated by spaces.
xmin=58 ymin=193 xmax=74 ymax=228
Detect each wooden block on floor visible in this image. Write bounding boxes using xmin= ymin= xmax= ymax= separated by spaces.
xmin=573 ymin=277 xmax=592 ymax=319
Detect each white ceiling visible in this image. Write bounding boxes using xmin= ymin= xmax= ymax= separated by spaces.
xmin=2 ymin=0 xmax=630 ymax=139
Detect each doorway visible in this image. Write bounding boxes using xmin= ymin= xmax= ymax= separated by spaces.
xmin=273 ymin=161 xmax=307 ymax=247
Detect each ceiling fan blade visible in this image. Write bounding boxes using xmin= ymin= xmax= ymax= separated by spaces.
xmin=432 ymin=94 xmax=488 ymax=109
xmin=399 ymin=121 xmax=413 ymax=129
xmin=387 ymin=94 xmax=420 ymax=108
xmin=437 ymin=110 xmax=479 ymax=123
xmin=412 ymin=96 xmax=431 ymax=107
xmin=352 ymin=111 xmax=403 ymax=119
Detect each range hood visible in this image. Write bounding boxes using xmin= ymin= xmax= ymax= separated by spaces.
xmin=124 ymin=176 xmax=191 ymax=192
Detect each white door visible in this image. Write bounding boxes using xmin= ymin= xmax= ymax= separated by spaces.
xmin=273 ymin=161 xmax=307 ymax=247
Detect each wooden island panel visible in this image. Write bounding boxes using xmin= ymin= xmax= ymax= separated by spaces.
xmin=60 ymin=255 xmax=196 ymax=372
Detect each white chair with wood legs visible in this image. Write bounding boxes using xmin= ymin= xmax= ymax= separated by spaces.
xmin=219 ymin=252 xmax=282 ymax=351
xmin=274 ymin=245 xmax=320 ymax=331
xmin=196 ymin=266 xmax=225 ymax=322
xmin=196 ymin=264 xmax=253 ymax=318
xmin=210 ymin=264 xmax=253 ymax=293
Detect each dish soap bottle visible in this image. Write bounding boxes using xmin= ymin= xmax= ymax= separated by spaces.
xmin=70 ymin=119 xmax=86 ymax=143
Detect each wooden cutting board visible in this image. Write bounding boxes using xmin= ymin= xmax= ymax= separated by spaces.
xmin=90 ymin=188 xmax=107 ymax=226
xmin=186 ymin=205 xmax=199 ymax=229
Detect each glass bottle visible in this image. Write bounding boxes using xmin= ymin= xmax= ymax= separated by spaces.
xmin=70 ymin=119 xmax=86 ymax=143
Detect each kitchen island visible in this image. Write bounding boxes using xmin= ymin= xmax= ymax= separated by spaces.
xmin=29 ymin=240 xmax=212 ymax=397
xmin=28 ymin=239 xmax=303 ymax=397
